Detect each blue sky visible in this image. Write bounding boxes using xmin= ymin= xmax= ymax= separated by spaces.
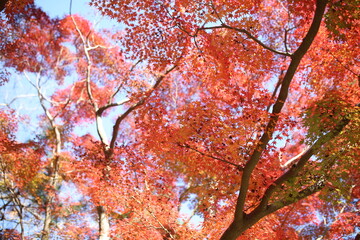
xmin=35 ymin=0 xmax=119 ymax=29
xmin=0 ymin=0 xmax=122 ymax=141
xmin=35 ymin=0 xmax=90 ymax=18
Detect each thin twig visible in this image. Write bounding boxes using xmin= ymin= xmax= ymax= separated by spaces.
xmin=178 ymin=143 xmax=243 ymax=170
xmin=199 ymin=25 xmax=291 ymax=57
xmin=131 ymin=196 xmax=176 ymax=239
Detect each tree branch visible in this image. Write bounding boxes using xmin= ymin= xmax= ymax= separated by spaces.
xmin=0 ymin=0 xmax=8 ymax=12
xmin=281 ymin=147 xmax=309 ymax=170
xmin=107 ymin=59 xmax=143 ymax=106
xmin=70 ymin=14 xmax=98 ymax=111
xmin=236 ymin=178 xmax=326 ymax=232
xmin=248 ymin=117 xmax=350 ymax=220
xmin=108 ymin=65 xmax=177 ymax=152
xmin=178 ymin=143 xmax=243 ymax=170
xmin=265 ymin=179 xmax=326 ymax=216
xmin=198 ymin=25 xmax=291 ymax=57
xmin=96 ymin=98 xmax=130 ymax=117
xmin=221 ymin=1 xmax=328 ymax=239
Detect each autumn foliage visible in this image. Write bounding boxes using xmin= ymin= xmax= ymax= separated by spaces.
xmin=0 ymin=0 xmax=359 ymax=239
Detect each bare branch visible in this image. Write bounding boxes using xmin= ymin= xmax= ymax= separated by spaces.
xmin=86 ymin=44 xmax=114 ymax=51
xmin=24 ymin=69 xmax=65 ymax=240
xmin=70 ymin=14 xmax=98 ymax=111
xmin=281 ymin=147 xmax=309 ymax=170
xmin=0 ymin=94 xmax=37 ymax=107
xmin=284 ymin=28 xmax=290 ymax=54
xmin=96 ymin=98 xmax=130 ymax=117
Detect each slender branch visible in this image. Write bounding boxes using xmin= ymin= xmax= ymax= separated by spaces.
xmin=170 ymin=0 xmax=291 ymax=57
xmin=178 ymin=143 xmax=243 ymax=170
xmin=266 ymin=69 xmax=285 ymax=112
xmin=108 ymin=59 xmax=143 ymax=105
xmin=70 ymin=13 xmax=98 ymax=111
xmin=53 ymin=96 xmax=72 ymax=119
xmin=24 ymin=69 xmax=64 ymax=240
xmin=95 ymin=59 xmax=142 ymax=117
xmin=328 ymin=51 xmax=359 ymax=77
xmin=86 ymin=44 xmax=114 ymax=51
xmin=96 ymin=98 xmax=130 ymax=116
xmin=108 ymin=65 xmax=177 ymax=152
xmin=199 ymin=25 xmax=291 ymax=57
xmin=284 ymin=28 xmax=290 ymax=54
xmin=0 ymin=94 xmax=37 ymax=107
xmin=131 ymin=196 xmax=176 ymax=239
xmin=210 ymin=0 xmax=225 ymax=25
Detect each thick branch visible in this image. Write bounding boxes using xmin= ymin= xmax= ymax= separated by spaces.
xmin=96 ymin=98 xmax=130 ymax=116
xmin=97 ymin=206 xmax=110 ymax=240
xmin=248 ymin=117 xmax=350 ymax=220
xmin=236 ymin=179 xmax=326 ymax=233
xmin=0 ymin=0 xmax=8 ymax=12
xmin=265 ymin=179 xmax=326 ymax=216
xmin=221 ymin=1 xmax=328 ymax=239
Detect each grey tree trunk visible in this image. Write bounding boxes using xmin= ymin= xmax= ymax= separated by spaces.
xmin=97 ymin=206 xmax=110 ymax=240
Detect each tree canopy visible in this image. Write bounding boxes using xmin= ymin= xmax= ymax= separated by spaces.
xmin=0 ymin=0 xmax=359 ymax=239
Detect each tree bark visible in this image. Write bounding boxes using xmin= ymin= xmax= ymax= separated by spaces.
xmin=97 ymin=206 xmax=110 ymax=240
xmin=41 ymin=204 xmax=51 ymax=240
xmin=0 ymin=0 xmax=9 ymax=12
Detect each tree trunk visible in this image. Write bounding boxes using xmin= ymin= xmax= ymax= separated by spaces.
xmin=97 ymin=206 xmax=110 ymax=240
xmin=41 ymin=203 xmax=52 ymax=240
xmin=41 ymin=156 xmax=59 ymax=240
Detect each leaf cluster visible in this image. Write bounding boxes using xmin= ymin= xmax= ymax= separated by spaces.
xmin=302 ymin=92 xmax=357 ymax=143
xmin=325 ymin=0 xmax=360 ymax=40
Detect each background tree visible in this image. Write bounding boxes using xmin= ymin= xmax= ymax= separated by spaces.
xmin=1 ymin=3 xmax=196 ymax=239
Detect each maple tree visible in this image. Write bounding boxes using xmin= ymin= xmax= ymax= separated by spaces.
xmin=1 ymin=0 xmax=359 ymax=239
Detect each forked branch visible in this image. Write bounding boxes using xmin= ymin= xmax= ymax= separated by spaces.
xmin=109 ymin=65 xmax=177 ymax=152
xmin=221 ymin=1 xmax=328 ymax=239
xmin=249 ymin=117 xmax=350 ymax=220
